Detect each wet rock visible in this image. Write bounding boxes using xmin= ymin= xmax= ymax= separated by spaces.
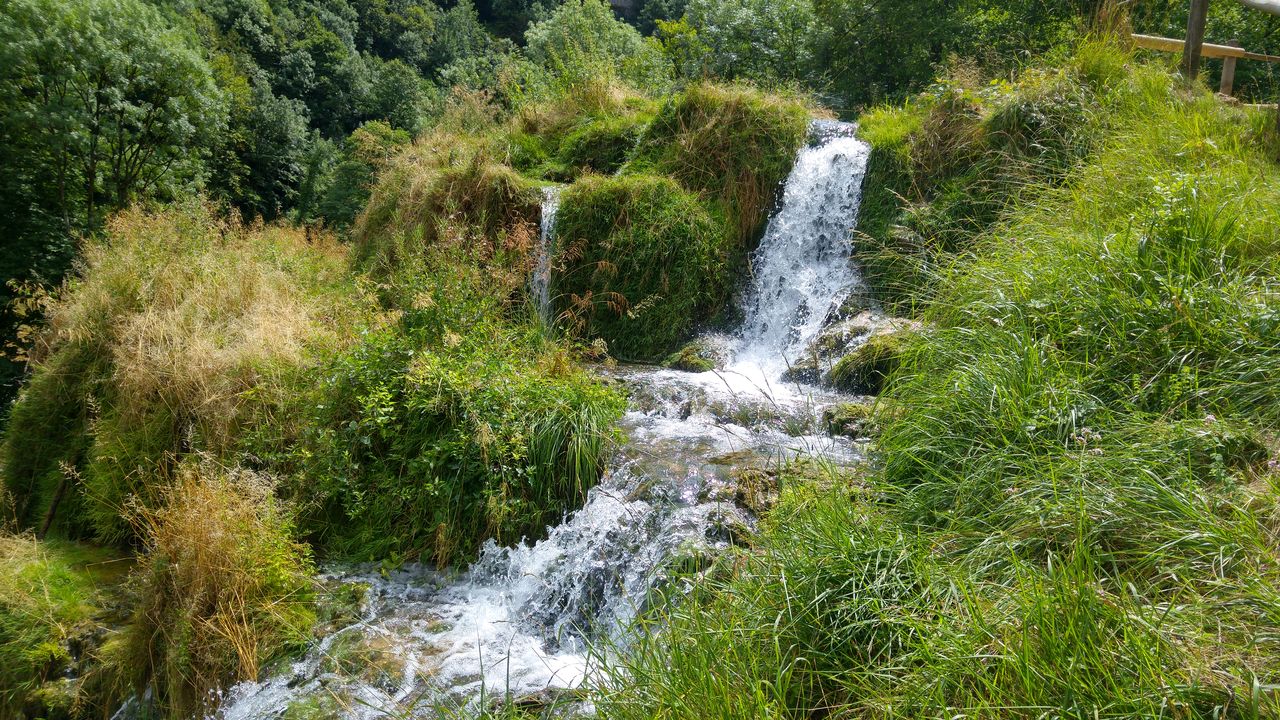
xmin=781 ymin=311 xmax=898 ymax=384
xmin=823 ymin=401 xmax=877 ymax=439
xmin=662 ymin=338 xmax=732 ymax=373
xmin=493 ymin=687 xmax=589 ymax=716
xmin=319 ymin=631 xmax=409 ymax=691
xmin=732 ymin=467 xmax=780 ymax=516
xmin=827 ymin=322 xmax=920 ymax=395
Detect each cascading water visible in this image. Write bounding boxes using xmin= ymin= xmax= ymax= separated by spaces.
xmin=213 ymin=121 xmax=871 ymax=719
xmin=734 ymin=121 xmax=871 ymax=376
xmin=532 ymin=186 xmax=563 ymax=323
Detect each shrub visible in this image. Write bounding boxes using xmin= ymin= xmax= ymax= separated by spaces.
xmin=558 ymin=114 xmax=649 ymax=175
xmin=853 ymin=44 xmax=1113 ymax=311
xmin=111 ymin=463 xmax=316 ymax=719
xmin=354 ymin=132 xmax=543 ymax=274
xmin=553 ymin=174 xmax=726 ymax=359
xmin=283 ymin=264 xmax=625 ymax=565
xmin=1 ymin=203 xmax=362 ymax=544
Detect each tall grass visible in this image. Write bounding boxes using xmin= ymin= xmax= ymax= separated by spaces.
xmin=598 ymin=40 xmax=1280 ymax=719
xmin=0 ymin=533 xmax=123 ymax=719
xmin=1 ymin=202 xmax=364 ymax=544
xmin=109 ymin=462 xmax=317 ymax=719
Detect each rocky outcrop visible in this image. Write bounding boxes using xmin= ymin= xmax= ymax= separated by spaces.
xmin=781 ymin=311 xmax=920 ymax=392
xmin=662 ymin=337 xmax=733 ymax=373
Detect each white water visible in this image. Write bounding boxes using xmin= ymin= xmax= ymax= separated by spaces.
xmin=213 ymin=121 xmax=871 ymax=719
xmin=533 ymin=186 xmax=563 ymax=323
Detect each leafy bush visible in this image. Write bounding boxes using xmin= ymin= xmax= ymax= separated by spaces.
xmin=525 ymin=0 xmax=672 ymax=94
xmin=112 ymin=464 xmax=316 ymax=719
xmin=854 ymin=44 xmax=1109 ymax=312
xmin=298 ymin=136 xmax=627 ymax=565
xmin=553 ymin=174 xmax=726 ymax=359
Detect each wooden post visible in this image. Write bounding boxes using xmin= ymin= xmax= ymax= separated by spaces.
xmin=1183 ymin=0 xmax=1211 ymax=80
xmin=1221 ymin=39 xmax=1241 ymax=94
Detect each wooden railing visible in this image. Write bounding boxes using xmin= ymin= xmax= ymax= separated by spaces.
xmin=1130 ymin=33 xmax=1280 ymax=96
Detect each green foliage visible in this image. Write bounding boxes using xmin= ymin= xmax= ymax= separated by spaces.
xmin=306 ymin=121 xmax=412 ymax=229
xmin=0 ymin=534 xmax=123 ymax=719
xmin=632 ymin=83 xmax=810 ymax=255
xmin=854 ymin=44 xmax=1110 ymax=312
xmin=0 ymin=0 xmax=225 ymax=234
xmin=285 ymin=310 xmax=624 ymax=565
xmin=681 ymin=0 xmax=818 ymax=84
xmin=354 ymin=130 xmax=543 ymax=273
xmin=600 ymin=42 xmax=1280 ymax=719
xmin=553 ymin=175 xmax=726 ymax=359
xmin=1 ymin=203 xmax=361 ymax=545
xmin=524 ymin=0 xmax=673 ymax=94
xmin=113 ymin=465 xmax=316 ymax=719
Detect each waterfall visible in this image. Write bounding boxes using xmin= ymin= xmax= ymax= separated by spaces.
xmin=213 ymin=123 xmax=872 ymax=719
xmin=731 ymin=121 xmax=871 ymax=378
xmin=532 ymin=186 xmax=562 ymax=323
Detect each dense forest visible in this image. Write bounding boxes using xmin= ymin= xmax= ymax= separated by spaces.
xmin=4 ymin=0 xmax=1280 ymax=718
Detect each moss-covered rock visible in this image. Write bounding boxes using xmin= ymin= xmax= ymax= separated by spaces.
xmin=0 ymin=535 xmax=126 ymax=719
xmin=662 ymin=339 xmax=731 ymax=373
xmin=823 ymin=401 xmax=878 ymax=439
xmin=553 ymin=174 xmax=727 ymax=359
xmin=559 ymin=114 xmax=650 ymax=175
xmin=828 ymin=325 xmax=918 ymax=395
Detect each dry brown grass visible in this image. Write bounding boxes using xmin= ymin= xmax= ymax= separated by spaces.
xmin=2 ymin=201 xmax=372 ymax=543
xmin=112 ymin=460 xmax=316 ymax=718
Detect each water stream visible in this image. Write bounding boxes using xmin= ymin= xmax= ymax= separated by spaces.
xmin=532 ymin=186 xmax=562 ymax=324
xmin=213 ymin=121 xmax=872 ymax=719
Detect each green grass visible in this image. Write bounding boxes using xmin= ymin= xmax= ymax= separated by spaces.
xmin=631 ymin=83 xmax=811 ymax=260
xmin=597 ymin=40 xmax=1280 ymax=719
xmin=552 ymin=174 xmax=727 ymax=359
xmin=0 ymin=534 xmax=126 ymax=719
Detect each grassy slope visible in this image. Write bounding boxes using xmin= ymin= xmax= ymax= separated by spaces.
xmin=599 ymin=40 xmax=1280 ymax=719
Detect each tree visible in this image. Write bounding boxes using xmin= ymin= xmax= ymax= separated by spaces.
xmin=525 ymin=0 xmax=672 ymax=91
xmin=0 ymin=0 xmax=225 ymax=234
xmin=0 ymin=0 xmax=225 ymax=406
xmin=682 ymin=0 xmax=819 ymax=84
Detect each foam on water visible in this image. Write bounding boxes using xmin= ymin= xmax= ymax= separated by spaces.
xmin=212 ymin=121 xmax=871 ymax=719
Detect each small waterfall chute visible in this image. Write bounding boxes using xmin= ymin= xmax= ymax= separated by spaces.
xmin=532 ymin=185 xmax=563 ymax=323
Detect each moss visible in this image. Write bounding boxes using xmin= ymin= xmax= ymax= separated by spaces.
xmin=553 ymin=174 xmax=727 ymax=359
xmin=558 ymin=113 xmax=650 ymax=175
xmin=2 ymin=346 xmax=105 ymax=538
xmin=0 ymin=535 xmax=125 ymax=719
xmin=290 ymin=317 xmax=626 ymax=566
xmin=822 ymin=401 xmax=877 ymax=439
xmin=662 ymin=340 xmax=725 ymax=373
xmin=829 ymin=331 xmax=914 ymax=395
xmin=631 ymin=83 xmax=810 ymax=257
